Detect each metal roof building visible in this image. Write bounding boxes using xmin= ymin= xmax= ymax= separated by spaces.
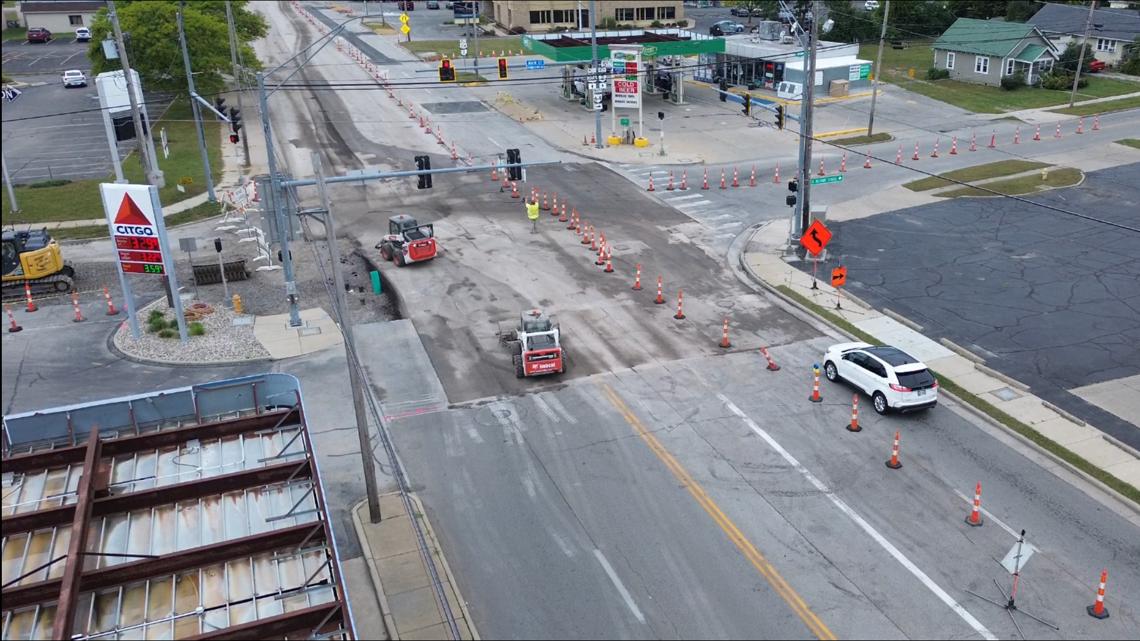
xmin=2 ymin=374 xmax=354 ymax=640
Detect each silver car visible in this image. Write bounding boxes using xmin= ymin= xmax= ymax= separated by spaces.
xmin=61 ymin=69 xmax=87 ymax=88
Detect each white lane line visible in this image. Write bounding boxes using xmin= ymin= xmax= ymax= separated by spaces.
xmin=677 ymin=200 xmax=713 ymax=209
xmin=593 ymin=549 xmax=647 ymax=624
xmin=486 ymin=136 xmax=501 ymax=148
xmin=718 ymin=394 xmax=997 ymax=641
xmin=464 ymin=422 xmax=484 ymax=444
xmin=545 ymin=394 xmax=579 ymax=425
xmin=662 ymin=193 xmax=704 ymax=202
xmin=549 ymin=528 xmax=576 ymax=557
xmin=533 ymin=394 xmax=561 ymax=423
xmin=953 ymin=489 xmax=1023 ymax=541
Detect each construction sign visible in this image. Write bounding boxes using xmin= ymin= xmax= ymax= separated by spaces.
xmin=831 ymin=265 xmax=848 ymax=287
xmin=800 ymin=220 xmax=832 ymax=256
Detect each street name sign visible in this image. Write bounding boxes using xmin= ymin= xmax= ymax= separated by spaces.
xmin=811 ymin=174 xmax=844 ymax=185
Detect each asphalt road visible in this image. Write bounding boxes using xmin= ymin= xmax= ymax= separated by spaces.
xmin=1 ymin=38 xmax=91 ymax=75
xmin=805 ymin=163 xmax=1140 ymax=447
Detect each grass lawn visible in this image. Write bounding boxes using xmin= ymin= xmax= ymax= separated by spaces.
xmin=1 ymin=99 xmax=222 ymax=225
xmin=830 ymin=132 xmax=892 ymax=146
xmin=1049 ymin=95 xmax=1140 ymax=116
xmin=2 ymin=26 xmax=25 ymax=41
xmin=402 ymin=36 xmax=524 ymax=60
xmin=860 ymin=43 xmax=1139 ymax=113
xmin=903 ymin=159 xmax=1050 ymax=191
xmin=1116 ymin=138 xmax=1140 ymax=149
xmin=937 ymin=167 xmax=1082 ymax=197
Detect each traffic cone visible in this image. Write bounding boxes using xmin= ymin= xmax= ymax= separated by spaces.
xmin=583 ymin=135 xmax=589 ymax=146
xmin=839 ymin=152 xmax=848 ymax=172
xmin=559 ymin=203 xmax=568 ymax=222
xmin=667 ymin=171 xmax=675 ymax=191
xmin=647 ymin=174 xmax=655 ymax=191
xmin=1093 ymin=114 xmax=1100 ymax=131
xmin=931 ymin=139 xmax=940 ymax=157
xmin=591 ymin=133 xmax=597 ymax=144
xmin=760 ymin=346 xmax=780 ymax=371
xmin=1014 ymin=126 xmax=1020 ymax=144
xmin=970 ymin=130 xmax=978 ymax=151
xmin=720 ymin=170 xmax=728 ymax=189
xmin=632 ymin=264 xmax=642 ymax=290
xmin=895 ymin=145 xmax=903 ymax=164
xmin=581 ymin=224 xmax=592 ymax=244
xmin=949 ymin=137 xmax=958 ymax=155
xmin=596 ymin=243 xmax=605 ymax=266
xmin=1087 ymin=570 xmax=1110 ymax=619
xmin=419 ymin=114 xmax=426 ymax=129
xmin=809 ymin=368 xmax=822 ymax=402
xmin=863 ymin=154 xmax=872 ymax=169
xmin=1033 ymin=124 xmax=1041 ymax=141
xmin=749 ymin=166 xmax=757 ymax=186
xmin=567 ymin=208 xmax=577 ymax=229
xmin=510 ymin=182 xmax=520 ymax=198
xmin=680 ymin=170 xmax=688 ymax=190
xmin=912 ymin=142 xmax=920 ymax=161
xmin=1055 ymin=122 xmax=1062 ymax=138
xmin=719 ymin=318 xmax=731 ymax=348
xmin=846 ymin=394 xmax=861 ymax=432
xmin=988 ymin=130 xmax=996 ymax=148
xmin=965 ymin=482 xmax=983 ymax=526
xmin=5 ymin=305 xmax=22 ymax=333
xmin=604 ymin=249 xmax=614 ymax=273
xmin=774 ymin=162 xmax=781 ymax=183
xmin=885 ymin=431 xmax=902 ymax=469
xmin=451 ymin=142 xmax=458 ymax=160
xmin=732 ymin=168 xmax=740 ymax=187
xmin=654 ymin=276 xmax=665 ymax=304
xmin=541 ymin=192 xmax=550 ymax=210
xmin=818 ymin=158 xmax=826 ymax=176
xmin=491 ymin=165 xmax=498 ymax=181
xmin=551 ymin=192 xmax=559 ymax=215
xmin=702 ymin=168 xmax=710 ymax=190
xmin=102 ymin=286 xmax=119 ymax=315
xmin=502 ymin=176 xmax=510 ymax=192
xmin=591 ymin=230 xmax=600 ymax=252
xmin=674 ymin=290 xmax=685 ymax=320
xmin=23 ymin=282 xmax=36 ymax=313
xmin=1077 ymin=117 xmax=1085 ymax=134
xmin=71 ymin=291 xmax=84 ymax=323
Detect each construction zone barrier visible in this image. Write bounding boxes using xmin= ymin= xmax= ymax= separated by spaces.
xmin=719 ymin=317 xmax=731 ymax=348
xmin=965 ymin=482 xmax=983 ymax=526
xmin=674 ymin=290 xmax=686 ymax=320
xmin=809 ymin=364 xmax=822 ymax=402
xmin=760 ymin=347 xmax=780 ymax=371
xmin=654 ymin=276 xmax=665 ymax=304
xmin=1087 ymin=570 xmax=1110 ymax=619
xmin=6 ymin=305 xmax=22 ymax=333
xmin=846 ymin=394 xmax=861 ymax=432
xmin=632 ymin=264 xmax=642 ymax=290
xmin=885 ymin=430 xmax=902 ymax=469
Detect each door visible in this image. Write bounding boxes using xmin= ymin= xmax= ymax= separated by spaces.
xmin=843 ymin=352 xmax=872 ymax=393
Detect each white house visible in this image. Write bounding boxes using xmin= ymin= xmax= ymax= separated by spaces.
xmin=1027 ymin=3 xmax=1140 ymax=66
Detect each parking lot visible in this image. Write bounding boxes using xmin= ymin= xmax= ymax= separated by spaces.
xmin=2 ymin=36 xmax=91 ymax=75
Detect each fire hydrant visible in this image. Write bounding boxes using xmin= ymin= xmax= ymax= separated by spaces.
xmin=232 ymin=294 xmax=243 ymax=314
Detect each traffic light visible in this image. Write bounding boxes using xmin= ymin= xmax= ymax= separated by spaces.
xmin=415 ymin=155 xmax=432 ymax=189
xmin=506 ymin=148 xmax=521 ymax=181
xmin=498 ymin=57 xmax=508 ymax=80
xmin=742 ymin=93 xmax=751 ymax=117
xmin=228 ymin=107 xmax=242 ymax=134
xmin=439 ymin=59 xmax=456 ymax=82
xmin=788 ymin=178 xmax=798 ymax=192
xmin=229 ymin=133 xmax=240 ymax=144
xmin=719 ymin=78 xmax=727 ymax=102
xmin=214 ymin=96 xmax=226 ymax=118
xmin=775 ymin=104 xmax=785 ymax=130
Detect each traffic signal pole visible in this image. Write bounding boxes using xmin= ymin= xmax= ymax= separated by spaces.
xmin=226 ymin=0 xmax=252 ymax=167
xmin=800 ymin=1 xmax=819 ymax=244
xmin=177 ymin=1 xmax=217 ymax=203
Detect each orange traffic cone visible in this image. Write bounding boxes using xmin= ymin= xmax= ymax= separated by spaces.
xmin=647 ymin=174 xmax=655 ymax=191
xmin=885 ymin=431 xmax=902 ymax=469
xmin=749 ymin=166 xmax=757 ymax=187
xmin=541 ymin=192 xmax=550 ymax=211
xmin=1093 ymin=114 xmax=1100 ymax=130
xmin=559 ymin=203 xmax=568 ymax=222
xmin=931 ymin=139 xmax=940 ymax=157
xmin=680 ymin=170 xmax=688 ymax=190
xmin=654 ymin=276 xmax=665 ymax=304
xmin=1055 ymin=122 xmax=1062 ymax=138
xmin=732 ymin=168 xmax=740 ymax=188
xmin=846 ymin=394 xmax=861 ymax=432
xmin=510 ymin=182 xmax=520 ymax=198
xmin=912 ymin=142 xmax=920 ymax=160
xmin=674 ymin=290 xmax=686 ymax=320
xmin=817 ymin=158 xmax=826 ymax=176
xmin=1014 ymin=126 xmax=1021 ymax=144
xmin=604 ymin=249 xmax=614 ymax=273
xmin=5 ymin=305 xmax=22 ymax=333
xmin=895 ymin=145 xmax=903 ymax=164
xmin=1076 ymin=117 xmax=1085 ymax=134
xmin=988 ymin=130 xmax=996 ymax=148
xmin=632 ymin=264 xmax=642 ymax=290
xmin=949 ymin=137 xmax=958 ymax=155
xmin=1087 ymin=570 xmax=1110 ymax=619
xmin=970 ymin=130 xmax=977 ymax=151
xmin=839 ymin=152 xmax=847 ymax=172
xmin=702 ymin=168 xmax=710 ymax=190
xmin=23 ymin=282 xmax=36 ymax=313
xmin=863 ymin=154 xmax=872 ymax=169
xmin=759 ymin=346 xmax=780 ymax=371
xmin=719 ymin=318 xmax=731 ymax=348
xmin=965 ymin=482 xmax=983 ymax=526
xmin=774 ymin=162 xmax=781 ymax=183
xmin=719 ymin=169 xmax=727 ymax=189
xmin=1033 ymin=124 xmax=1041 ymax=141
xmin=667 ymin=171 xmax=675 ymax=191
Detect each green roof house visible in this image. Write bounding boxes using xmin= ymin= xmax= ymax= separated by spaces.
xmin=932 ymin=18 xmax=1059 ymax=87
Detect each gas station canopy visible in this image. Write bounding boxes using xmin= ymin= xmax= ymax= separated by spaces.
xmin=522 ymin=28 xmax=724 ymax=62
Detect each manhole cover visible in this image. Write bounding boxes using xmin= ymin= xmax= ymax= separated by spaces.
xmin=420 ymin=101 xmax=488 ymax=114
xmin=992 ymin=387 xmax=1021 ymax=401
xmin=299 ymin=327 xmax=323 ymax=337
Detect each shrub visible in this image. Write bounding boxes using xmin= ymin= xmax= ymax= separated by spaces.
xmin=189 ymin=321 xmax=206 ymax=336
xmin=1000 ymin=72 xmax=1025 ymax=90
xmin=147 ymin=319 xmax=166 ymax=334
xmin=1040 ymin=72 xmax=1085 ymax=90
xmin=925 ymin=67 xmax=950 ymax=80
xmin=157 ymin=329 xmax=177 ymax=339
xmin=649 ymin=20 xmax=663 ymax=28
xmin=599 ymin=17 xmax=618 ymax=29
xmin=676 ymin=19 xmax=689 ymax=28
xmin=147 ymin=309 xmax=165 ymax=323
xmin=167 ymin=318 xmax=181 ymax=329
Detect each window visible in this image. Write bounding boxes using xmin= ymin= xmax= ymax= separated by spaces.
xmin=1097 ymin=38 xmax=1116 ymax=53
xmin=975 ymin=56 xmax=989 ymax=74
xmin=552 ymin=9 xmax=575 ymax=22
xmin=69 ymin=15 xmax=83 ymax=26
xmin=946 ymin=52 xmax=955 ymax=69
xmin=1006 ymin=58 xmax=1015 ymax=75
xmin=636 ymin=7 xmax=656 ymax=20
xmin=529 ymin=10 xmax=551 ymax=24
xmin=658 ymin=6 xmax=676 ymax=19
xmin=615 ymin=8 xmax=635 ymax=21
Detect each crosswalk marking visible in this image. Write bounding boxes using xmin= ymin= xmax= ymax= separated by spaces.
xmin=662 ymin=193 xmax=703 ymax=202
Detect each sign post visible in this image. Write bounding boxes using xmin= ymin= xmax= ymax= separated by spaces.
xmin=799 ymin=219 xmax=832 ymax=290
xmin=100 ymin=183 xmax=189 ymax=342
xmin=610 ymin=45 xmax=643 ymax=140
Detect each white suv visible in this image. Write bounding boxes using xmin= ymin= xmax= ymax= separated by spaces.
xmin=822 ymin=342 xmax=938 ymax=414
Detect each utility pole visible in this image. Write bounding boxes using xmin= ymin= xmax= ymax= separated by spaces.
xmin=472 ymin=0 xmax=479 ymax=78
xmin=108 ymin=0 xmax=164 ymax=188
xmin=867 ymin=0 xmax=889 ymax=136
xmin=225 ymin=0 xmax=251 ymax=167
xmin=591 ymin=0 xmax=603 ymax=148
xmin=177 ymin=2 xmax=217 ymax=203
xmin=1069 ymin=0 xmax=1096 ymax=108
xmin=793 ymin=0 xmax=819 ymax=245
xmin=311 ymin=151 xmax=383 ymax=523
xmin=1 ymin=151 xmax=18 ymax=213
xmin=258 ymin=72 xmax=303 ymax=327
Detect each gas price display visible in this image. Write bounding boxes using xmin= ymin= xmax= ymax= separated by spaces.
xmin=115 ymin=236 xmax=161 ymax=251
xmin=113 ymin=234 xmax=165 ymax=275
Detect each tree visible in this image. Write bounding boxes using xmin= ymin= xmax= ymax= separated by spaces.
xmin=948 ymin=0 xmax=1008 ymax=20
xmin=86 ymin=1 xmax=267 ymax=97
xmin=1119 ymin=36 xmax=1140 ymax=75
xmin=822 ymin=0 xmax=878 ymax=43
xmin=726 ymin=0 xmax=778 ymax=24
xmin=1004 ymin=0 xmax=1037 ymax=23
xmin=884 ymin=0 xmax=954 ymax=40
xmin=1055 ymin=40 xmax=1093 ymax=74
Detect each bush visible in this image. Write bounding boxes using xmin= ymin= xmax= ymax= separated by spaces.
xmin=649 ymin=20 xmax=663 ymax=28
xmin=157 ymin=329 xmax=177 ymax=339
xmin=188 ymin=321 xmax=206 ymax=336
xmin=599 ymin=17 xmax=618 ymax=29
xmin=147 ymin=309 xmax=165 ymax=323
xmin=1040 ymin=72 xmax=1085 ymax=90
xmin=676 ymin=19 xmax=689 ymax=28
xmin=29 ymin=179 xmax=70 ymax=189
xmin=1000 ymin=72 xmax=1025 ymax=90
xmin=925 ymin=67 xmax=950 ymax=80
xmin=147 ymin=319 xmax=166 ymax=334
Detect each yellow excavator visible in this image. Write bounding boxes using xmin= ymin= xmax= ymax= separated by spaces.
xmin=2 ymin=228 xmax=75 ymax=295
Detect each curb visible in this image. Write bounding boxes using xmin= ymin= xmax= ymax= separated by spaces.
xmin=407 ymin=493 xmax=481 ymax=641
xmin=351 ymin=500 xmax=400 ymax=641
xmin=738 ymin=244 xmax=1140 ymax=516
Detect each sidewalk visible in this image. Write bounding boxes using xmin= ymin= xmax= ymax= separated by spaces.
xmin=740 ymin=218 xmax=1140 ymax=505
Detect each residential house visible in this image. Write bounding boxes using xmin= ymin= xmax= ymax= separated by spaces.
xmin=1027 ymin=3 xmax=1140 ymax=66
xmin=485 ymin=1 xmax=684 ymax=33
xmin=932 ymin=18 xmax=1059 ymax=87
xmin=18 ymin=0 xmax=105 ymax=32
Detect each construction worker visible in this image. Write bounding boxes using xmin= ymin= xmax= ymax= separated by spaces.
xmin=525 ymin=196 xmax=540 ymax=233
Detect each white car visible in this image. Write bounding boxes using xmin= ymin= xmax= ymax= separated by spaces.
xmin=61 ymin=70 xmax=87 ymax=88
xmin=864 ymin=0 xmax=880 ymax=10
xmin=822 ymin=342 xmax=938 ymax=414
xmin=75 ymin=27 xmax=92 ymax=42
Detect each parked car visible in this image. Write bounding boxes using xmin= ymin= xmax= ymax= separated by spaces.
xmin=27 ymin=27 xmax=52 ymax=43
xmin=709 ymin=20 xmax=745 ymax=36
xmin=1088 ymin=59 xmax=1107 ymax=72
xmin=426 ymin=0 xmax=440 ymax=8
xmin=822 ymin=342 xmax=939 ymax=414
xmin=61 ymin=69 xmax=87 ymax=88
xmin=75 ymin=27 xmax=91 ymax=42
xmin=864 ymin=0 xmax=880 ymax=10
xmin=730 ymin=6 xmax=751 ymax=16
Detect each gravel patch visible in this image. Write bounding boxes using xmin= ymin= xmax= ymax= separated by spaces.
xmin=113 ymin=298 xmax=270 ymax=364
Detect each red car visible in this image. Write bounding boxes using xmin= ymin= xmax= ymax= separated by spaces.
xmin=26 ymin=27 xmax=53 ymax=43
xmin=1088 ymin=59 xmax=1107 ymax=73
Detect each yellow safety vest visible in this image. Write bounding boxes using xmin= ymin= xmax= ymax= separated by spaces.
xmin=526 ymin=201 xmax=540 ymax=221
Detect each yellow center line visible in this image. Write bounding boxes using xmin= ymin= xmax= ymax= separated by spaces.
xmin=601 ymin=384 xmax=836 ymax=641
